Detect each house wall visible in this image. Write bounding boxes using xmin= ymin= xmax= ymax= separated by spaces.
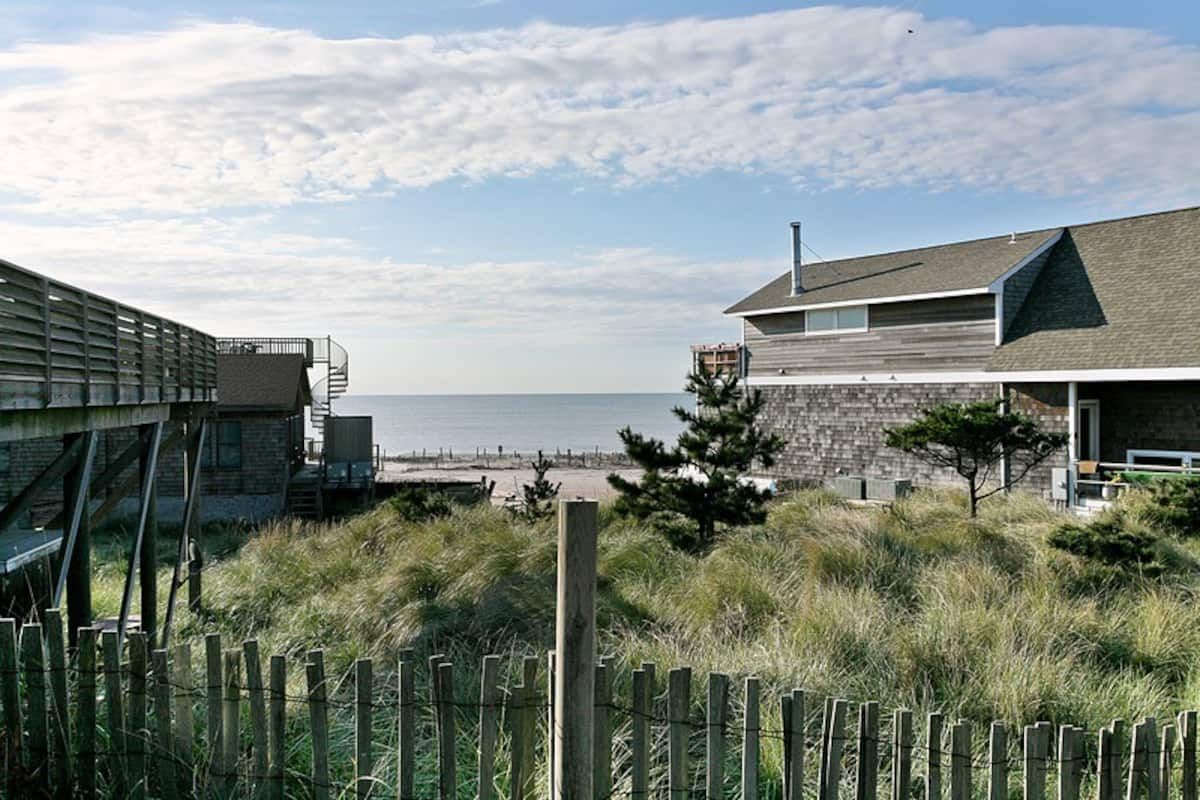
xmin=744 ymin=294 xmax=996 ymax=378
xmin=754 ymin=382 xmax=1002 ymax=486
xmin=1087 ymin=381 xmax=1200 ymax=460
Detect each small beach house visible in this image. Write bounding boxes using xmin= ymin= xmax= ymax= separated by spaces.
xmin=723 ymin=206 xmax=1200 ymax=508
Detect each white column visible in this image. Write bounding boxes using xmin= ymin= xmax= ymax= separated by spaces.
xmin=1067 ymin=381 xmax=1078 ymax=506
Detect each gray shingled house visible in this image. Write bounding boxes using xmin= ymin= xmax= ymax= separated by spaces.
xmin=725 ymin=206 xmax=1200 ymax=508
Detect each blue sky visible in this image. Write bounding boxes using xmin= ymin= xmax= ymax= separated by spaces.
xmin=1 ymin=1 xmax=1197 ymax=394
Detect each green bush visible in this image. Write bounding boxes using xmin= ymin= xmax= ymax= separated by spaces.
xmin=1048 ymin=516 xmax=1159 ymax=565
xmin=389 ymin=486 xmax=454 ymax=522
xmin=1141 ymin=477 xmax=1200 ymax=537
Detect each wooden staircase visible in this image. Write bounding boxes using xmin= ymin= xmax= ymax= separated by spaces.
xmin=286 ymin=469 xmax=324 ymax=520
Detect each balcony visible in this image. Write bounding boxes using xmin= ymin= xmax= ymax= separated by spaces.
xmin=217 ymin=337 xmax=315 ymax=367
xmin=0 ymin=258 xmax=218 ymax=412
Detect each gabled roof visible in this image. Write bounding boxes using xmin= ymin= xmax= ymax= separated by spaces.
xmin=989 ymin=206 xmax=1200 ymax=371
xmin=217 ymin=354 xmax=312 ymax=413
xmin=725 ymin=227 xmax=1062 ymax=315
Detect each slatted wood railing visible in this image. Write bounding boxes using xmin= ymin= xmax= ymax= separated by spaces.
xmin=0 ymin=258 xmax=217 ymax=411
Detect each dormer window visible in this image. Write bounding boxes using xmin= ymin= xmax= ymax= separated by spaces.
xmin=806 ymin=305 xmax=868 ymax=335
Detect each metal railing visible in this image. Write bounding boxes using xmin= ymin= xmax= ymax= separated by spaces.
xmin=0 ymin=258 xmax=218 ymax=411
xmin=1072 ymin=459 xmax=1199 ymax=504
xmin=217 ymin=337 xmax=314 ymax=366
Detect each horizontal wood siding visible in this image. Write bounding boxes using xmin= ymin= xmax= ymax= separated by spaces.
xmin=745 ymin=295 xmax=996 ymax=377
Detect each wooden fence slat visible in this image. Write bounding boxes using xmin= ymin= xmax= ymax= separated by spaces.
xmin=820 ymin=698 xmax=836 ymax=800
xmin=508 ymin=673 xmax=528 ymax=800
xmin=989 ymin=722 xmax=1007 ymax=800
xmin=743 ymin=676 xmax=761 ymax=800
xmin=705 ymin=672 xmax=729 ymax=800
xmin=548 ymin=650 xmax=557 ymax=799
xmin=1180 ymin=712 xmax=1197 ymax=800
xmin=0 ymin=618 xmax=21 ymax=789
xmin=77 ymin=627 xmax=98 ymax=800
xmin=950 ymin=721 xmax=971 ymax=800
xmin=101 ymin=630 xmax=126 ymax=797
xmin=244 ymin=640 xmax=269 ymax=800
xmin=307 ymin=649 xmax=331 ymax=800
xmin=632 ymin=668 xmax=652 ymax=800
xmin=893 ymin=709 xmax=913 ymax=800
xmin=1129 ymin=721 xmax=1149 ymax=800
xmin=668 ymin=667 xmax=691 ymax=800
xmin=398 ymin=651 xmax=415 ymax=800
xmin=21 ymin=622 xmax=49 ymax=791
xmin=44 ymin=609 xmax=70 ymax=794
xmin=268 ymin=656 xmax=286 ymax=800
xmin=1162 ymin=725 xmax=1177 ymax=800
xmin=1025 ymin=726 xmax=1040 ymax=800
xmin=172 ymin=642 xmax=194 ymax=786
xmin=356 ymin=658 xmax=374 ymax=800
xmin=1111 ymin=721 xmax=1127 ymax=800
xmin=1148 ymin=720 xmax=1162 ymax=800
xmin=128 ymin=631 xmax=148 ymax=800
xmin=478 ymin=655 xmax=502 ymax=800
xmin=436 ymin=661 xmax=456 ymax=800
xmin=926 ymin=713 xmax=943 ymax=800
xmin=152 ymin=648 xmax=178 ymax=800
xmin=786 ymin=690 xmax=805 ymax=800
xmin=222 ymin=650 xmax=242 ymax=797
xmin=205 ymin=633 xmax=223 ymax=789
xmin=1100 ymin=728 xmax=1115 ymax=800
xmin=858 ymin=702 xmax=880 ymax=800
xmin=826 ymin=699 xmax=849 ymax=800
xmin=519 ymin=654 xmax=539 ymax=800
xmin=594 ymin=660 xmax=612 ymax=800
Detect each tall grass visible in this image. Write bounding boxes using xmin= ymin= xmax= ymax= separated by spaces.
xmin=90 ymin=488 xmax=1200 ymax=796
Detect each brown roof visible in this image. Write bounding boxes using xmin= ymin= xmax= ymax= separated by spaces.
xmin=989 ymin=206 xmax=1200 ymax=371
xmin=217 ymin=354 xmax=312 ymax=412
xmin=725 ymin=227 xmax=1062 ymax=315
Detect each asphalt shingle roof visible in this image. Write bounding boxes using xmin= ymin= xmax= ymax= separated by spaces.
xmin=988 ymin=207 xmax=1200 ymax=371
xmin=217 ymin=354 xmax=312 ymax=412
xmin=724 ymin=227 xmax=1062 ymax=315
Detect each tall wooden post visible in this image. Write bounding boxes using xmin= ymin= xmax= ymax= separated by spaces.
xmin=64 ymin=431 xmax=93 ymax=643
xmin=186 ymin=421 xmax=204 ymax=613
xmin=139 ymin=424 xmax=160 ymax=648
xmin=553 ymin=499 xmax=598 ymax=800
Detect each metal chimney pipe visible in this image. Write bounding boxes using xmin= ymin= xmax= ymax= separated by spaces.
xmin=790 ymin=221 xmax=803 ymax=295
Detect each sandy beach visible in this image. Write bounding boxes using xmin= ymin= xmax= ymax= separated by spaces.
xmin=378 ymin=462 xmax=641 ymax=504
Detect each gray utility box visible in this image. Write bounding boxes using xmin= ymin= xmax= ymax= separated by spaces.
xmin=866 ymin=478 xmax=912 ymax=502
xmin=831 ymin=476 xmax=865 ymax=500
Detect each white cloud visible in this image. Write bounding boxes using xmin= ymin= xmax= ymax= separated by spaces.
xmin=0 ymin=216 xmax=771 ymax=343
xmin=0 ymin=7 xmax=1196 ymax=214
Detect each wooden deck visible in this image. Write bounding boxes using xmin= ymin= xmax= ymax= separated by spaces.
xmin=0 ymin=257 xmax=218 ymax=413
xmin=0 ymin=526 xmax=62 ymax=574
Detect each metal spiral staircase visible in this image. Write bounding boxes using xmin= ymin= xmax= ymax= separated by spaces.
xmin=311 ymin=336 xmax=349 ymax=434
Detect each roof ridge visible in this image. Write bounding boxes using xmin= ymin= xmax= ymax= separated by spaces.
xmin=1062 ymin=203 xmax=1200 ymax=232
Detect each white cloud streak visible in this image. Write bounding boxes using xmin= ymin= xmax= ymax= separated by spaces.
xmin=0 ymin=7 xmax=1196 ymax=214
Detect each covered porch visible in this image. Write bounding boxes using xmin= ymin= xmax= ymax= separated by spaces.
xmin=1065 ymin=380 xmax=1200 ymax=509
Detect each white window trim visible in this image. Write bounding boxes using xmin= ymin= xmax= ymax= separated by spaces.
xmin=804 ymin=305 xmax=869 ymax=336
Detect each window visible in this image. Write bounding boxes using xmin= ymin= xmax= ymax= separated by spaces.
xmin=806 ymin=305 xmax=868 ymax=334
xmin=201 ymin=420 xmax=242 ymax=469
xmin=217 ymin=421 xmax=242 ymax=468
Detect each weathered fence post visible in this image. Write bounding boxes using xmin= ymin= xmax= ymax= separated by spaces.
xmin=1099 ymin=728 xmax=1115 ymax=800
xmin=988 ymin=722 xmax=1007 ymax=800
xmin=633 ymin=666 xmax=653 ymax=800
xmin=926 ymin=713 xmax=943 ymax=800
xmin=826 ymin=699 xmax=849 ymax=800
xmin=594 ymin=660 xmax=613 ymax=800
xmin=152 ymin=648 xmax=178 ymax=799
xmin=397 ymin=651 xmax=415 ymax=800
xmin=478 ymin=655 xmax=502 ymax=800
xmin=0 ymin=619 xmax=21 ymax=791
xmin=205 ymin=633 xmax=223 ymax=789
xmin=101 ymin=630 xmax=126 ymax=797
xmin=950 ymin=721 xmax=971 ymax=800
xmin=129 ymin=630 xmax=148 ymax=800
xmin=268 ymin=655 xmax=286 ymax=800
xmin=77 ymin=626 xmax=98 ymax=800
xmin=356 ymin=658 xmax=374 ymax=800
xmin=893 ymin=709 xmax=913 ymax=800
xmin=553 ymin=498 xmax=598 ymax=800
xmin=668 ymin=667 xmax=692 ymax=800
xmin=44 ymin=608 xmax=70 ymax=794
xmin=436 ymin=661 xmax=456 ymax=800
xmin=1180 ymin=712 xmax=1197 ymax=800
xmin=1146 ymin=719 xmax=1162 ymax=800
xmin=222 ymin=650 xmax=242 ymax=797
xmin=744 ymin=677 xmax=761 ymax=800
xmin=785 ymin=689 xmax=805 ymax=800
xmin=858 ymin=701 xmax=880 ymax=800
xmin=306 ymin=649 xmax=331 ymax=800
xmin=706 ymin=673 xmax=729 ymax=800
xmin=518 ymin=655 xmax=539 ymax=800
xmin=1128 ymin=720 xmax=1149 ymax=800
xmin=21 ymin=622 xmax=49 ymax=792
xmin=173 ymin=642 xmax=194 ymax=788
xmin=245 ymin=640 xmax=269 ymax=799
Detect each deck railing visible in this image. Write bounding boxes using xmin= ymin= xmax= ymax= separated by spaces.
xmin=217 ymin=337 xmax=315 ymax=366
xmin=1072 ymin=459 xmax=1199 ymax=504
xmin=0 ymin=259 xmax=218 ymax=411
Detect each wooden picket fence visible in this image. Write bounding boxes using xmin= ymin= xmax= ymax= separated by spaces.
xmin=1 ymin=612 xmax=1198 ymax=800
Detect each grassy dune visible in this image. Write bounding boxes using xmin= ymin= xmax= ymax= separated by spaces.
xmin=91 ymin=489 xmax=1200 ymax=795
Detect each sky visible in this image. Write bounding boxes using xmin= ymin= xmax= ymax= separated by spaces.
xmin=0 ymin=2 xmax=1197 ymax=395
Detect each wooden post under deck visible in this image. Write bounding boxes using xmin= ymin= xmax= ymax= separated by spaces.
xmin=139 ymin=423 xmax=161 ymax=648
xmin=62 ymin=431 xmax=98 ymax=645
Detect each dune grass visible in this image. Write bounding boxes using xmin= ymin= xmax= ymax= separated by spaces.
xmin=89 ymin=488 xmax=1200 ymax=797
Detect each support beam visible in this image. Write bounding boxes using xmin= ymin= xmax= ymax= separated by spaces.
xmin=139 ymin=423 xmax=161 ymax=649
xmin=56 ymin=430 xmax=99 ymax=640
xmin=117 ymin=422 xmax=163 ymax=650
xmin=0 ymin=403 xmax=171 ymax=443
xmin=162 ymin=418 xmax=206 ymax=650
xmin=43 ymin=426 xmax=155 ymax=530
xmin=1067 ymin=381 xmax=1078 ymax=507
xmin=83 ymin=426 xmax=183 ymax=532
xmin=0 ymin=436 xmax=84 ymax=534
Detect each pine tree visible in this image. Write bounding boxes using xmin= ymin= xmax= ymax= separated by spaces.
xmin=608 ymin=365 xmax=786 ymax=552
xmin=514 ymin=450 xmax=562 ymax=522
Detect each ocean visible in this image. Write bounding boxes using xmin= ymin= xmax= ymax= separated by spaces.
xmin=330 ymin=393 xmax=691 ymax=457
